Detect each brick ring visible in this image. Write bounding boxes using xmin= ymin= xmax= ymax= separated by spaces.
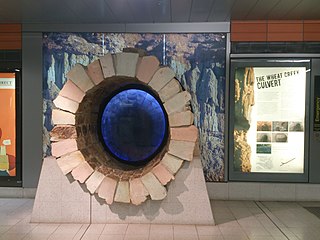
xmin=50 ymin=49 xmax=198 ymax=205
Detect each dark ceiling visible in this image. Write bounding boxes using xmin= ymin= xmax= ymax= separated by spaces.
xmin=0 ymin=0 xmax=319 ymax=24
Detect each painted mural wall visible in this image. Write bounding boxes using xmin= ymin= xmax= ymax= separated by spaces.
xmin=42 ymin=33 xmax=226 ymax=181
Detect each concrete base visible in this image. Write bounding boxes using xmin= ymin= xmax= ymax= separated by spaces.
xmin=31 ymin=156 xmax=214 ymax=224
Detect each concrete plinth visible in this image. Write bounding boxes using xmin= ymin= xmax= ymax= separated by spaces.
xmin=31 ymin=156 xmax=214 ymax=225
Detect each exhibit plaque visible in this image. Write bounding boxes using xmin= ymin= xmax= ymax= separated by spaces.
xmin=233 ymin=67 xmax=306 ymax=173
xmin=0 ymin=73 xmax=16 ymax=176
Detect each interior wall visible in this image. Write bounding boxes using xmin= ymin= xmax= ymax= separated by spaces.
xmin=22 ymin=32 xmax=42 ymax=188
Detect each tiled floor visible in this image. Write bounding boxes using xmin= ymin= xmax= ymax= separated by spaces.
xmin=0 ymin=198 xmax=320 ymax=240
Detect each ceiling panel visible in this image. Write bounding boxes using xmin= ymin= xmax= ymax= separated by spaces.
xmin=149 ymin=0 xmax=171 ymax=22
xmin=267 ymin=0 xmax=301 ymax=19
xmin=81 ymin=0 xmax=117 ymax=23
xmin=208 ymin=0 xmax=236 ymax=21
xmin=104 ymin=0 xmax=135 ymax=23
xmin=189 ymin=0 xmax=215 ymax=22
xmin=127 ymin=0 xmax=153 ymax=23
xmin=284 ymin=0 xmax=319 ymax=19
xmin=245 ymin=0 xmax=280 ymax=20
xmin=171 ymin=0 xmax=192 ymax=22
xmin=230 ymin=0 xmax=259 ymax=20
xmin=0 ymin=0 xmax=320 ymax=24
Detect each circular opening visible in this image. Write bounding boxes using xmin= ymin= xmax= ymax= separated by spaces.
xmin=99 ymin=85 xmax=168 ymax=166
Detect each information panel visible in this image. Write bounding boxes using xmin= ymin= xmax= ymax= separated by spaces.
xmin=233 ymin=66 xmax=306 ymax=173
xmin=0 ymin=73 xmax=16 ymax=177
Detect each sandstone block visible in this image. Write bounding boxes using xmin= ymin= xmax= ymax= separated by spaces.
xmin=67 ymin=63 xmax=95 ymax=92
xmin=87 ymin=60 xmax=104 ymax=85
xmin=164 ymin=91 xmax=191 ymax=115
xmin=59 ymin=80 xmax=85 ymax=103
xmin=71 ymin=161 xmax=94 ymax=183
xmin=52 ymin=109 xmax=75 ymax=125
xmin=170 ymin=125 xmax=198 ymax=142
xmin=56 ymin=150 xmax=85 ymax=175
xmin=99 ymin=53 xmax=115 ymax=78
xmin=148 ymin=67 xmax=175 ymax=91
xmin=129 ymin=178 xmax=149 ymax=205
xmin=141 ymin=172 xmax=167 ymax=200
xmin=123 ymin=47 xmax=147 ymax=57
xmin=136 ymin=56 xmax=160 ymax=84
xmin=51 ymin=139 xmax=78 ymax=158
xmin=152 ymin=164 xmax=174 ymax=186
xmin=85 ymin=170 xmax=105 ymax=194
xmin=158 ymin=78 xmax=182 ymax=102
xmin=168 ymin=140 xmax=195 ymax=161
xmin=160 ymin=153 xmax=184 ymax=175
xmin=97 ymin=176 xmax=117 ymax=205
xmin=53 ymin=95 xmax=79 ymax=113
xmin=114 ymin=181 xmax=130 ymax=203
xmin=115 ymin=52 xmax=139 ymax=77
xmin=168 ymin=111 xmax=194 ymax=127
xmin=50 ymin=125 xmax=76 ymax=141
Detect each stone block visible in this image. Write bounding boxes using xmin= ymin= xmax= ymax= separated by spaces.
xmin=59 ymin=80 xmax=85 ymax=103
xmin=50 ymin=125 xmax=76 ymax=141
xmin=168 ymin=140 xmax=195 ymax=161
xmin=87 ymin=60 xmax=104 ymax=85
xmin=67 ymin=63 xmax=95 ymax=92
xmin=158 ymin=78 xmax=182 ymax=102
xmin=114 ymin=181 xmax=130 ymax=203
xmin=52 ymin=109 xmax=75 ymax=125
xmin=168 ymin=111 xmax=194 ymax=127
xmin=170 ymin=125 xmax=198 ymax=142
xmin=136 ymin=56 xmax=160 ymax=84
xmin=164 ymin=91 xmax=191 ymax=115
xmin=53 ymin=95 xmax=79 ymax=113
xmin=97 ymin=177 xmax=117 ymax=205
xmin=85 ymin=170 xmax=105 ymax=194
xmin=141 ymin=172 xmax=167 ymax=200
xmin=56 ymin=150 xmax=85 ymax=175
xmin=99 ymin=53 xmax=115 ymax=78
xmin=148 ymin=67 xmax=175 ymax=91
xmin=152 ymin=164 xmax=174 ymax=185
xmin=71 ymin=161 xmax=94 ymax=184
xmin=51 ymin=139 xmax=78 ymax=158
xmin=160 ymin=153 xmax=184 ymax=175
xmin=129 ymin=178 xmax=148 ymax=205
xmin=123 ymin=47 xmax=147 ymax=57
xmin=115 ymin=52 xmax=139 ymax=77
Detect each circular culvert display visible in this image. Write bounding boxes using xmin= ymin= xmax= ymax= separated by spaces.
xmin=99 ymin=86 xmax=168 ymax=165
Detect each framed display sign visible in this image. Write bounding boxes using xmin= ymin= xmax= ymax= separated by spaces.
xmin=229 ymin=59 xmax=310 ymax=182
xmin=0 ymin=71 xmax=21 ymax=186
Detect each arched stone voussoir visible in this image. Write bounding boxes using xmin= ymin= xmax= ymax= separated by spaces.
xmin=164 ymin=91 xmax=191 ymax=115
xmin=59 ymin=79 xmax=85 ymax=103
xmin=71 ymin=161 xmax=94 ymax=184
xmin=97 ymin=176 xmax=117 ymax=205
xmin=151 ymin=163 xmax=174 ymax=186
xmin=158 ymin=78 xmax=182 ymax=102
xmin=86 ymin=59 xmax=104 ymax=85
xmin=52 ymin=109 xmax=75 ymax=125
xmin=129 ymin=178 xmax=149 ymax=205
xmin=115 ymin=52 xmax=139 ymax=77
xmin=99 ymin=53 xmax=115 ymax=79
xmin=148 ymin=67 xmax=176 ymax=91
xmin=51 ymin=139 xmax=78 ymax=158
xmin=53 ymin=95 xmax=79 ymax=114
xmin=85 ymin=170 xmax=105 ymax=194
xmin=136 ymin=55 xmax=160 ymax=84
xmin=170 ymin=125 xmax=198 ymax=142
xmin=168 ymin=110 xmax=194 ymax=127
xmin=141 ymin=172 xmax=167 ymax=200
xmin=66 ymin=63 xmax=95 ymax=92
xmin=168 ymin=140 xmax=195 ymax=162
xmin=56 ymin=150 xmax=85 ymax=175
xmin=114 ymin=181 xmax=130 ymax=203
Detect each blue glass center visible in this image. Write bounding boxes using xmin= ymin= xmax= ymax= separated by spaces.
xmin=100 ymin=88 xmax=168 ymax=165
